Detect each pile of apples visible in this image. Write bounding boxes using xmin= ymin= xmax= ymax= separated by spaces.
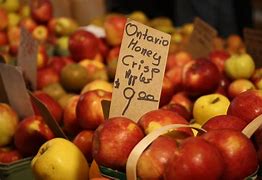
xmin=0 ymin=0 xmax=262 ymax=179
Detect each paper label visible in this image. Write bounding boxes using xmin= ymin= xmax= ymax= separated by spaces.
xmin=0 ymin=64 xmax=34 ymax=118
xmin=185 ymin=17 xmax=217 ymax=59
xmin=109 ymin=19 xmax=171 ymax=122
xmin=244 ymin=28 xmax=262 ymax=68
xmin=17 ymin=27 xmax=38 ymax=90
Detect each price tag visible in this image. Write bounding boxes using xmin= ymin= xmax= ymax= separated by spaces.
xmin=17 ymin=27 xmax=38 ymax=90
xmin=185 ymin=17 xmax=217 ymax=59
xmin=244 ymin=28 xmax=262 ymax=68
xmin=0 ymin=64 xmax=34 ymax=118
xmin=109 ymin=19 xmax=171 ymax=122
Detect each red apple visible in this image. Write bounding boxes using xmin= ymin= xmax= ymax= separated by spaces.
xmin=215 ymin=73 xmax=231 ymax=96
xmin=0 ymin=103 xmax=19 ymax=147
xmin=209 ymin=50 xmax=230 ymax=72
xmin=227 ymin=79 xmax=256 ymax=99
xmin=104 ymin=15 xmax=127 ymax=46
xmin=202 ymin=114 xmax=248 ymax=131
xmin=166 ymin=51 xmax=192 ymax=72
xmin=68 ymin=29 xmax=99 ymax=62
xmin=63 ymin=95 xmax=81 ymax=136
xmin=165 ymin=66 xmax=183 ymax=93
xmin=97 ymin=38 xmax=109 ymax=59
xmin=182 ymin=58 xmax=220 ymax=96
xmin=164 ymin=136 xmax=224 ymax=180
xmin=32 ymin=91 xmax=63 ymax=125
xmin=137 ymin=135 xmax=178 ymax=179
xmin=0 ymin=8 xmax=8 ymax=30
xmin=138 ymin=109 xmax=193 ymax=136
xmin=0 ymin=147 xmax=22 ymax=164
xmin=30 ymin=0 xmax=53 ymax=24
xmin=76 ymin=89 xmax=112 ymax=130
xmin=14 ymin=115 xmax=55 ymax=156
xmin=37 ymin=66 xmax=60 ymax=89
xmin=202 ymin=129 xmax=258 ymax=180
xmin=227 ymin=90 xmax=262 ymax=123
xmin=19 ymin=17 xmax=37 ymax=32
xmin=0 ymin=31 xmax=8 ymax=46
xmin=159 ymin=76 xmax=175 ymax=107
xmin=73 ymin=130 xmax=94 ymax=163
xmin=161 ymin=103 xmax=191 ymax=121
xmin=169 ymin=91 xmax=193 ymax=113
xmin=48 ymin=56 xmax=73 ymax=74
xmin=92 ymin=116 xmax=144 ymax=171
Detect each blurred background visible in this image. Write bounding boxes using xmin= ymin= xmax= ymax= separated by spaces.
xmin=48 ymin=0 xmax=262 ymax=37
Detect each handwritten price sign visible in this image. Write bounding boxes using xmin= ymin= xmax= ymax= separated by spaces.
xmin=109 ymin=19 xmax=171 ymax=122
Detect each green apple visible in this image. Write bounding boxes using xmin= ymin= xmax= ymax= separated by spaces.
xmin=193 ymin=93 xmax=230 ymax=125
xmin=55 ymin=36 xmax=69 ymax=56
xmin=225 ymin=53 xmax=255 ymax=80
xmin=31 ymin=138 xmax=89 ymax=180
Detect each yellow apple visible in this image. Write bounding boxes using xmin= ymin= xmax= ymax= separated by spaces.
xmin=81 ymin=80 xmax=113 ymax=94
xmin=193 ymin=93 xmax=230 ymax=125
xmin=0 ymin=103 xmax=19 ymax=146
xmin=7 ymin=12 xmax=20 ymax=27
xmin=0 ymin=0 xmax=20 ymax=13
xmin=31 ymin=138 xmax=89 ymax=180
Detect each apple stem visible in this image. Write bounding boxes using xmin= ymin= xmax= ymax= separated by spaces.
xmin=39 ymin=146 xmax=48 ymax=155
xmin=211 ymin=97 xmax=220 ymax=104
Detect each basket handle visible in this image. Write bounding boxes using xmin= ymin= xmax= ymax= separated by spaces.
xmin=126 ymin=124 xmax=205 ymax=180
xmin=242 ymin=114 xmax=262 ymax=138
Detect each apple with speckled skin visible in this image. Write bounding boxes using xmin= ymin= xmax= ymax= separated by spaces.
xmin=182 ymin=58 xmax=220 ymax=97
xmin=164 ymin=137 xmax=224 ymax=180
xmin=202 ymin=129 xmax=258 ymax=180
xmin=137 ymin=135 xmax=178 ymax=179
xmin=227 ymin=89 xmax=262 ymax=123
xmin=92 ymin=117 xmax=144 ymax=171
xmin=14 ymin=115 xmax=54 ymax=156
xmin=73 ymin=130 xmax=94 ymax=163
xmin=62 ymin=95 xmax=81 ymax=136
xmin=138 ymin=109 xmax=193 ymax=136
xmin=202 ymin=115 xmax=247 ymax=131
xmin=76 ymin=90 xmax=112 ymax=130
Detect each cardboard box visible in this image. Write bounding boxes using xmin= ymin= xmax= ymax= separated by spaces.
xmin=50 ymin=0 xmax=106 ymax=25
